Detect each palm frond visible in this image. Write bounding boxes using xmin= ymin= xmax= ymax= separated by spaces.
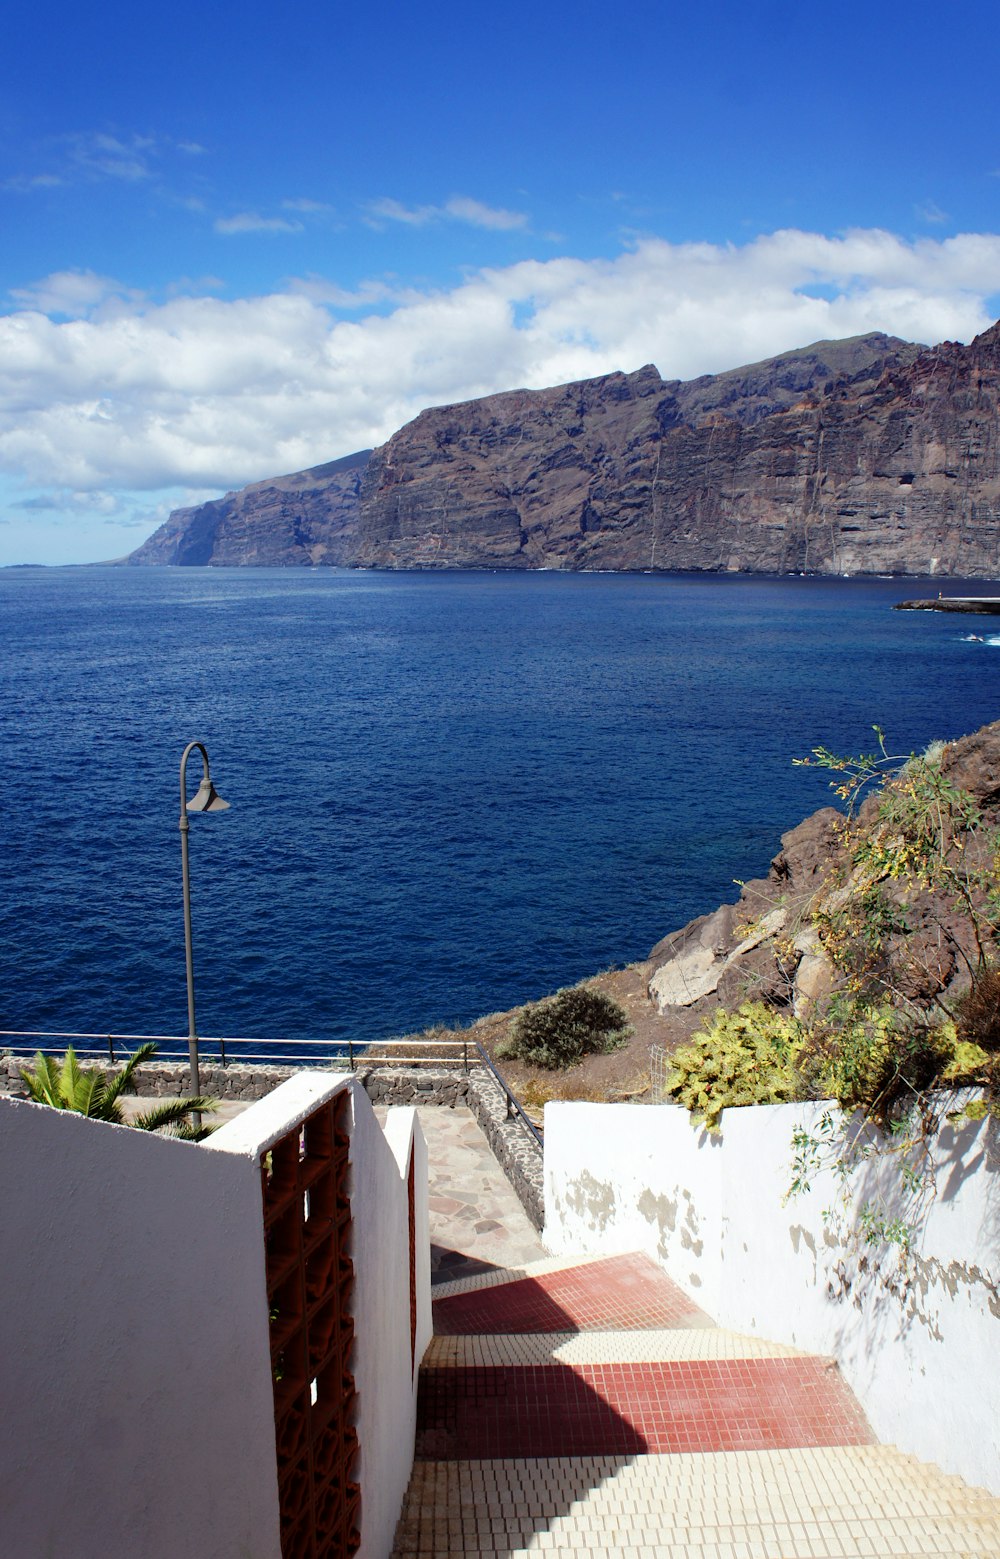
xmin=129 ymin=1097 xmax=217 ymax=1135
xmin=75 ymin=1070 xmax=115 ymax=1120
xmin=20 ymin=1051 xmax=64 ymax=1107
xmin=102 ymin=1041 xmax=158 ymax=1109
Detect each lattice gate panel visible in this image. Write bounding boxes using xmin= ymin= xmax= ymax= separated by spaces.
xmin=261 ymin=1091 xmax=360 ymax=1558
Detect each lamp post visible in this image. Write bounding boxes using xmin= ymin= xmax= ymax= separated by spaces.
xmin=179 ymin=741 xmax=229 ymax=1125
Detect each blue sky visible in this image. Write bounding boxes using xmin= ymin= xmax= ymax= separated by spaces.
xmin=2 ymin=0 xmax=999 ymax=563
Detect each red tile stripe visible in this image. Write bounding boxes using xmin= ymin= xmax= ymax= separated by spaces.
xmin=432 ymin=1253 xmax=704 ymax=1336
xmin=414 ymin=1357 xmax=874 ymax=1460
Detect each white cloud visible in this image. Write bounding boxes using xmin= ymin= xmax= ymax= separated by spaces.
xmin=366 ymin=194 xmax=529 ymax=230
xmin=1 ymin=229 xmax=998 ymax=506
xmin=443 ymin=196 xmax=527 ymax=230
xmin=366 ymin=196 xmax=437 ymax=226
xmin=9 ymin=270 xmax=144 ymax=319
xmin=65 ymin=131 xmax=155 ymax=182
xmin=214 ymin=211 xmax=305 ymax=235
xmin=282 ymin=197 xmax=336 ymax=215
xmin=3 ymin=130 xmax=213 ymax=197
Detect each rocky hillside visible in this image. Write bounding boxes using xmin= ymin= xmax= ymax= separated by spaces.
xmin=450 ymin=718 xmax=1000 ymax=1107
xmin=129 ymin=323 xmax=1000 ymax=576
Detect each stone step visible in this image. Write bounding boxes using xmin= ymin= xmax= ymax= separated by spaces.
xmin=393 ymin=1448 xmax=1000 ymax=1557
xmin=431 ymin=1252 xmax=614 ymax=1301
xmin=423 ymin=1326 xmax=809 ymax=1368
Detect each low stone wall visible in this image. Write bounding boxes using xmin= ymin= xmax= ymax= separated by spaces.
xmin=0 ymin=1054 xmax=303 ymax=1101
xmin=466 ymin=1070 xmax=544 ymax=1231
xmin=1 ymin=1052 xmax=546 ymax=1229
xmin=356 ymin=1066 xmax=472 ymax=1110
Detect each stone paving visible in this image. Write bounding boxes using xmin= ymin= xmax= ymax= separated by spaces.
xmin=375 ymin=1103 xmax=547 ymax=1284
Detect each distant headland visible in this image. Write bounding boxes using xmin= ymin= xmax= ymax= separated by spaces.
xmin=895 ymin=596 xmax=1000 ymax=615
xmin=128 ymin=321 xmax=1000 ymax=579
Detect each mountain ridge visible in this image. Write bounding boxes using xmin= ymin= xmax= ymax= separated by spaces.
xmin=128 ymin=324 xmax=1000 ymax=575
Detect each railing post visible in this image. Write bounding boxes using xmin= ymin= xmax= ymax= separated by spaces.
xmin=463 ymin=1038 xmax=468 ymax=1072
xmin=349 ymin=1037 xmax=355 ymax=1073
xmin=107 ymin=1035 xmax=115 ymax=1064
xmin=220 ymin=1035 xmax=227 ymax=1067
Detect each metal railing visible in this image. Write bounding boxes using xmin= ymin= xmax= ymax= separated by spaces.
xmin=0 ymin=1029 xmax=483 ymax=1071
xmin=474 ymin=1041 xmax=544 ymax=1152
xmin=1 ymin=1028 xmax=543 ymax=1152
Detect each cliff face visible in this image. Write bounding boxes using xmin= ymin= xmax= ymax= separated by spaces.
xmin=129 ymin=324 xmax=1000 ymax=575
xmin=127 ymin=449 xmax=371 ymax=566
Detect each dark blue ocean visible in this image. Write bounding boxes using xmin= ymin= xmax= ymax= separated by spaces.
xmin=1 ymin=567 xmax=997 ymax=1056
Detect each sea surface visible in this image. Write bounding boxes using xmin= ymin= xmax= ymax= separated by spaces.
xmin=1 ymin=567 xmax=998 ymax=1058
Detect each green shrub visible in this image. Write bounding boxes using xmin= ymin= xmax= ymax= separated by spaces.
xmin=663 ymin=1002 xmax=807 ymax=1131
xmin=502 ymin=987 xmax=631 ymax=1070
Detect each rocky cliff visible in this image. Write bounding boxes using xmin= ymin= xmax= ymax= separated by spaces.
xmin=128 ymin=449 xmax=371 ymax=566
xmin=129 ymin=323 xmax=1000 ymax=575
xmin=643 ymin=718 xmax=1000 ymax=1039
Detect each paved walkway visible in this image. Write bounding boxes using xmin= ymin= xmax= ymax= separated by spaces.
xmin=377 ymin=1104 xmax=547 ymax=1283
xmin=393 ymin=1209 xmax=1000 ymax=1556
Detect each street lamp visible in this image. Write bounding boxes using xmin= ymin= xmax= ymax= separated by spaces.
xmin=178 ymin=741 xmax=229 ymax=1125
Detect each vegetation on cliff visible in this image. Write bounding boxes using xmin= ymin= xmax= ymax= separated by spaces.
xmin=659 ymin=727 xmax=1000 ymax=1134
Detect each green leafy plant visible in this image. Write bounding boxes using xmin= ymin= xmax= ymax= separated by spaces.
xmin=662 ymin=1001 xmax=807 ymax=1132
xmin=20 ymin=1042 xmax=216 ymax=1138
xmin=497 ymin=986 xmax=631 ymax=1070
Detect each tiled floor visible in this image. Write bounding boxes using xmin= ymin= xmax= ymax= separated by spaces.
xmin=396 ymin=1448 xmax=1000 ymax=1557
xmin=432 ymin=1252 xmax=708 ymax=1335
xmin=393 ymin=1250 xmax=1000 ymax=1557
xmin=374 ymin=1102 xmax=1000 ymax=1556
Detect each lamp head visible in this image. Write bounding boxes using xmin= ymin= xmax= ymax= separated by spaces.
xmin=186 ymin=775 xmax=230 ymax=813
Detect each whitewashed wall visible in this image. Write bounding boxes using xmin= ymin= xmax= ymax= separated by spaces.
xmin=351 ymin=1099 xmax=432 ymax=1559
xmin=0 ymin=1096 xmax=282 ymax=1559
xmin=544 ymin=1098 xmax=1000 ymax=1495
xmin=0 ymin=1072 xmax=431 ymax=1559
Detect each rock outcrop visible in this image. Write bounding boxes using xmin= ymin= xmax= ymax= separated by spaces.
xmin=644 ymin=720 xmax=1000 ymax=1027
xmin=129 ymin=323 xmax=1000 ymax=576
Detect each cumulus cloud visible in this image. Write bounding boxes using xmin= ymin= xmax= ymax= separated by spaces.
xmin=366 ymin=194 xmax=529 ymax=230
xmin=9 ymin=270 xmax=144 ymax=319
xmin=1 ymin=228 xmax=998 ymax=498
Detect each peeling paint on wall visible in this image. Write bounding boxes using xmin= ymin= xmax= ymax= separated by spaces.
xmin=564 ymin=1170 xmax=617 ymax=1231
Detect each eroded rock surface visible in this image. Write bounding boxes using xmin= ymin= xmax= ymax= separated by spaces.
xmin=645 ymin=722 xmax=1000 ymax=1031
xmin=130 ymin=323 xmax=1000 ymax=575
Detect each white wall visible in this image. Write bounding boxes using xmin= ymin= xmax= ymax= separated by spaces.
xmin=0 ymin=1096 xmax=282 ymax=1559
xmin=349 ymin=1097 xmax=432 ymax=1559
xmin=544 ymin=1098 xmax=1000 ymax=1495
xmin=0 ymin=1072 xmax=431 ymax=1559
